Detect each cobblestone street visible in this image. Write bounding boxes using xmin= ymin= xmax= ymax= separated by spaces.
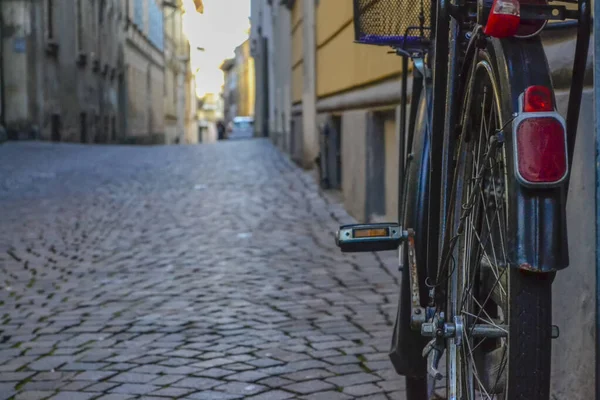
xmin=0 ymin=140 xmax=405 ymax=400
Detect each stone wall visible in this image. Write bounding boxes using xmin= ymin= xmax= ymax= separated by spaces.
xmin=2 ymin=0 xmax=122 ymax=143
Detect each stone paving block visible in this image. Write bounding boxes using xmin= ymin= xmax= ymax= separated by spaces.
xmin=48 ymin=391 xmax=99 ymax=400
xmin=222 ymin=363 xmax=255 ymax=371
xmin=0 ymin=372 xmax=35 ymax=382
xmin=94 ymin=395 xmax=135 ymax=400
xmin=109 ymin=384 xmax=159 ymax=395
xmin=172 ymin=377 xmax=222 ymax=390
xmin=185 ymin=391 xmax=242 ymax=400
xmin=225 ymin=369 xmax=269 ymax=382
xmin=311 ymin=341 xmax=355 ymax=350
xmin=105 ymin=363 xmax=136 ymax=372
xmin=325 ymin=372 xmax=381 ymax=388
xmin=82 ymin=382 xmax=120 ymax=392
xmin=168 ymin=366 xmax=202 ymax=375
xmin=27 ymin=356 xmax=73 ymax=371
xmin=150 ymin=387 xmax=194 ymax=397
xmin=214 ymin=381 xmax=267 ymax=396
xmin=158 ymin=357 xmax=191 ymax=367
xmin=0 ymin=356 xmax=37 ymax=372
xmin=109 ymin=372 xmax=158 ymax=384
xmin=342 ymin=383 xmax=385 ymax=396
xmin=19 ymin=380 xmax=63 ymax=391
xmin=325 ymin=355 xmax=361 ymax=365
xmin=244 ymin=390 xmax=295 ymax=400
xmin=357 ymin=394 xmax=388 ymax=400
xmin=61 ymin=362 xmax=109 ymax=371
xmin=283 ymin=379 xmax=335 ymax=394
xmin=193 ymin=367 xmax=234 ymax=378
xmin=14 ymin=391 xmax=57 ymax=400
xmin=74 ymin=370 xmax=118 ymax=381
xmin=31 ymin=372 xmax=76 ymax=382
xmin=191 ymin=358 xmax=234 ymax=369
xmin=282 ymin=368 xmax=334 ymax=382
xmin=0 ymin=383 xmax=16 ymax=400
xmin=386 ymin=391 xmax=408 ymax=400
xmin=257 ymin=376 xmax=295 ymax=389
xmin=325 ymin=364 xmax=364 ymax=375
xmin=299 ymin=391 xmax=352 ymax=400
xmin=149 ymin=374 xmax=184 ymax=386
xmin=246 ymin=358 xmax=284 ymax=368
xmin=58 ymin=381 xmax=93 ymax=391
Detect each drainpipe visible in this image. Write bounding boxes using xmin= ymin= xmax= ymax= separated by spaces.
xmin=301 ymin=0 xmax=317 ymax=169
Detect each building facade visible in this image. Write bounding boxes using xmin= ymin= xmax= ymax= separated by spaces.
xmin=220 ymin=40 xmax=255 ymax=129
xmin=163 ymin=0 xmax=190 ymax=144
xmin=0 ymin=0 xmax=198 ymax=145
xmin=235 ymin=39 xmax=256 ymax=119
xmin=250 ymin=0 xmax=292 ymax=149
xmin=121 ymin=0 xmax=166 ymax=144
xmin=1 ymin=0 xmax=124 ymax=142
xmin=220 ymin=58 xmax=237 ymax=127
xmin=252 ymin=0 xmax=595 ymax=398
xmin=197 ymin=92 xmax=223 ymax=143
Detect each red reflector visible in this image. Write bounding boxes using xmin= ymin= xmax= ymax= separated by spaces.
xmin=523 ymin=86 xmax=554 ymax=112
xmin=516 ymin=117 xmax=567 ymax=184
xmin=484 ymin=0 xmax=521 ymax=38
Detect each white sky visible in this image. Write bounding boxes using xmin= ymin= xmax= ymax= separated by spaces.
xmin=182 ymin=0 xmax=251 ymax=97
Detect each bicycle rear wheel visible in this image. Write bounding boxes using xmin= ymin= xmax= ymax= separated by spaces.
xmin=444 ymin=38 xmax=553 ymax=400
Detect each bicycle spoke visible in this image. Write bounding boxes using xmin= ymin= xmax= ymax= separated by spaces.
xmin=448 ymin=61 xmax=510 ymax=400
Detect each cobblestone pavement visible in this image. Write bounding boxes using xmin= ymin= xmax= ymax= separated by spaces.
xmin=0 ymin=140 xmax=405 ymax=400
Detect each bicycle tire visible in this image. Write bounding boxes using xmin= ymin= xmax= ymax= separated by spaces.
xmin=395 ymin=78 xmax=434 ymax=400
xmin=444 ymin=37 xmax=553 ymax=400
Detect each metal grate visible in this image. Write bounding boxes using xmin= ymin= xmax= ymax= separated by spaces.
xmin=353 ymin=0 xmax=431 ymax=50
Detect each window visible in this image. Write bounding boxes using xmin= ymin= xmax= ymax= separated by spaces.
xmin=46 ymin=0 xmax=54 ymax=40
xmin=134 ymin=0 xmax=143 ymax=28
xmin=76 ymin=0 xmax=84 ymax=51
xmin=173 ymin=73 xmax=177 ymax=103
xmin=99 ymin=0 xmax=105 ymax=25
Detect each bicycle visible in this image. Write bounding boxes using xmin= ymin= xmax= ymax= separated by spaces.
xmin=335 ymin=0 xmax=591 ymax=398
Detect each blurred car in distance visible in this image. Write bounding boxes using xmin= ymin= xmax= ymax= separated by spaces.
xmin=227 ymin=116 xmax=254 ymax=140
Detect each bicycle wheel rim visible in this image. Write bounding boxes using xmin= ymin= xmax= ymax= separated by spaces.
xmin=447 ymin=55 xmax=510 ymax=400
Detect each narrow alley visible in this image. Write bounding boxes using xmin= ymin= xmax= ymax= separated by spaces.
xmin=0 ymin=140 xmax=406 ymax=400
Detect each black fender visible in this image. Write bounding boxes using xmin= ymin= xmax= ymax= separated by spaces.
xmin=490 ymin=37 xmax=570 ymax=272
xmin=389 ymin=79 xmax=431 ymax=378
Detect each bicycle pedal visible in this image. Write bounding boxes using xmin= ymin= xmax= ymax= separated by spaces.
xmin=335 ymin=223 xmax=405 ymax=253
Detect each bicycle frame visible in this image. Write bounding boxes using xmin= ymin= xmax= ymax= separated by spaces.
xmin=396 ymin=0 xmax=592 ymax=277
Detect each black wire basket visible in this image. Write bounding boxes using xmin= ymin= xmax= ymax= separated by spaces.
xmin=353 ymin=0 xmax=431 ymax=51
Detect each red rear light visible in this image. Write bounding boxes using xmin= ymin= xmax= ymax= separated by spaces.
xmin=484 ymin=0 xmax=521 ymax=38
xmin=523 ymin=86 xmax=554 ymax=112
xmin=515 ymin=117 xmax=567 ymax=184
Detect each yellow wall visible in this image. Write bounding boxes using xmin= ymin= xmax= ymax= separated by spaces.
xmin=315 ymin=1 xmax=403 ymax=99
xmin=237 ymin=40 xmax=255 ymax=117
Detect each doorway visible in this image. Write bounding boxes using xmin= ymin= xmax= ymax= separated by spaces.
xmin=80 ymin=112 xmax=87 ymax=143
xmin=51 ymin=114 xmax=61 ymax=142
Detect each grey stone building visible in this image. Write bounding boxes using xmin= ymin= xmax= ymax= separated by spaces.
xmin=1 ymin=0 xmax=124 ymax=143
xmin=220 ymin=58 xmax=237 ymax=127
xmin=250 ymin=0 xmax=292 ymax=150
xmin=121 ymin=0 xmax=166 ymax=144
xmin=163 ymin=0 xmax=188 ymax=145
